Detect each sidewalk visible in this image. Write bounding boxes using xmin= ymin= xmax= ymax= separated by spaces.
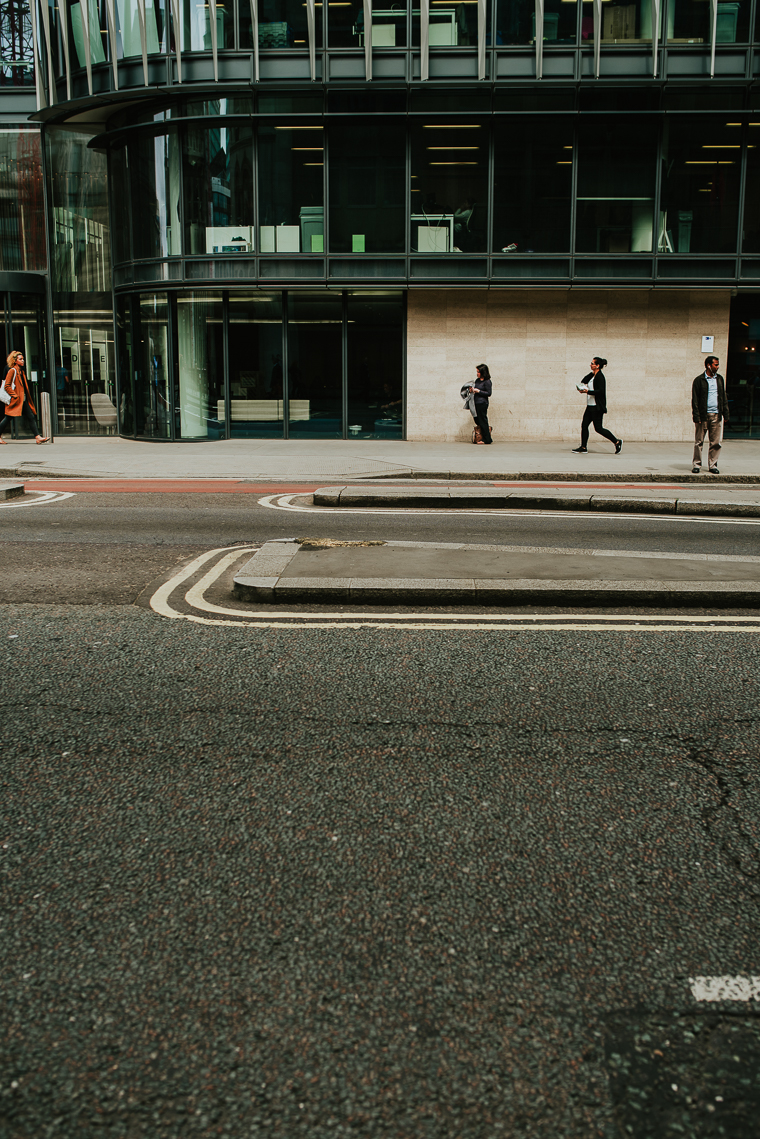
xmin=233 ymin=539 xmax=760 ymax=607
xmin=3 ymin=436 xmax=760 ymax=483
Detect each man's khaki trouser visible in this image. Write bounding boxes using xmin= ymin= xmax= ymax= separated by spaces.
xmin=692 ymin=413 xmax=722 ymax=470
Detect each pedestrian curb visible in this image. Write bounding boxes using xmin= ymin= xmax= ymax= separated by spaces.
xmin=232 ymin=541 xmax=760 ymax=608
xmin=313 ymin=487 xmax=760 ymax=518
xmin=0 ymin=479 xmax=24 ymax=500
xmin=0 ymin=466 xmax=98 ymax=480
xmin=375 ymin=471 xmax=760 ymax=484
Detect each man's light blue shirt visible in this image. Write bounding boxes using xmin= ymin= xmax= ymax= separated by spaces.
xmin=706 ymin=372 xmax=718 ymax=414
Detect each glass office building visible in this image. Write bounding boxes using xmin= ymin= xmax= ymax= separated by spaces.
xmin=3 ymin=0 xmax=760 ymax=439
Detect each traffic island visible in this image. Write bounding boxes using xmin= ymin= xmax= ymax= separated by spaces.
xmin=232 ymin=539 xmax=760 ymax=607
xmin=0 ymin=480 xmax=24 ymax=500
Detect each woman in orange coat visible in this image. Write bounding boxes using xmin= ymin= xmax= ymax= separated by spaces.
xmin=0 ymin=350 xmax=48 ymax=444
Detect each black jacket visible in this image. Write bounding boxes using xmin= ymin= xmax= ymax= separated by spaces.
xmin=692 ymin=372 xmax=729 ymax=423
xmin=581 ymin=371 xmax=607 ymax=415
xmin=472 ymin=377 xmax=492 ymax=407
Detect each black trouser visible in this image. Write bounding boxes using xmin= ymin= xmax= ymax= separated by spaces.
xmin=580 ymin=406 xmax=617 ymax=448
xmin=475 ymin=407 xmax=492 ymax=444
xmin=0 ymin=408 xmax=41 ymax=437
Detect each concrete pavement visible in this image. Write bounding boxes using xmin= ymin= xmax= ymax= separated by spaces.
xmin=3 ymin=435 xmax=760 ymax=482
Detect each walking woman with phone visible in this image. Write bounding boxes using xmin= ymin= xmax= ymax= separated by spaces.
xmin=572 ymin=356 xmax=622 ymax=455
xmin=0 ymin=350 xmax=48 ymax=444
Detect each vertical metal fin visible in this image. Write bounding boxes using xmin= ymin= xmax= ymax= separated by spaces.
xmin=29 ymin=0 xmax=47 ymax=109
xmin=363 ymin=0 xmax=371 ymax=81
xmin=79 ymin=0 xmax=93 ymax=95
xmin=59 ymin=0 xmax=72 ymax=99
xmin=105 ymin=0 xmax=119 ymax=90
xmin=709 ymin=0 xmax=717 ymax=78
xmin=477 ymin=0 xmax=485 ymax=79
xmin=252 ymin=0 xmax=259 ymax=81
xmin=171 ymin=0 xmax=182 ymax=81
xmin=535 ymin=0 xmax=544 ymax=80
xmin=37 ymin=0 xmax=56 ymax=104
xmin=593 ymin=0 xmax=602 ymax=78
xmin=307 ymin=0 xmax=315 ymax=81
xmin=651 ymin=0 xmax=659 ymax=77
xmin=136 ymin=0 xmax=149 ymax=85
xmin=420 ymin=0 xmax=428 ymax=81
xmin=209 ymin=0 xmax=218 ymax=81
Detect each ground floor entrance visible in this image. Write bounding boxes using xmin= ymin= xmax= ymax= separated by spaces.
xmin=114 ymin=290 xmax=404 ymax=442
xmin=0 ymin=284 xmax=47 ymax=434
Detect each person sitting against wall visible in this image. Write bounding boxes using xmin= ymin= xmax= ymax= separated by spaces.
xmin=0 ymin=350 xmax=48 ymax=444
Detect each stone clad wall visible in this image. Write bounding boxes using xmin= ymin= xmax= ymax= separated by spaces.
xmin=406 ymin=289 xmax=731 ymax=442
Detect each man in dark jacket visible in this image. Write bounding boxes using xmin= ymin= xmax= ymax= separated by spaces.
xmin=469 ymin=363 xmax=492 ymax=444
xmin=692 ymin=355 xmax=729 ymax=474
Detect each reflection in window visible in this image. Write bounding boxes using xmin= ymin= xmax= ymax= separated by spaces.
xmin=115 ymin=0 xmax=143 ymax=56
xmin=109 ymin=144 xmax=130 ymax=264
xmin=116 ymin=296 xmax=134 ymax=435
xmin=410 ymin=122 xmax=487 ymax=253
xmin=600 ymin=0 xmax=654 ymax=43
xmin=70 ymin=0 xmax=106 ymax=65
xmin=329 ymin=121 xmax=405 ymax=253
xmin=493 ymin=0 xmax=536 ymax=45
xmin=227 ymin=293 xmax=284 ymax=437
xmin=130 ymin=131 xmax=181 ymax=259
xmin=258 ymin=124 xmax=323 ymax=253
xmin=174 ymin=292 xmax=224 ymax=439
xmin=135 ymin=293 xmax=170 ymax=438
xmin=181 ymin=0 xmax=230 ymax=49
xmin=0 ymin=129 xmax=45 ymax=271
xmin=742 ymin=124 xmax=760 ymax=252
xmin=0 ymin=0 xmax=35 ymax=86
xmin=347 ymin=293 xmax=403 ymax=439
xmin=12 ymin=294 xmax=47 ymax=425
xmin=183 ymin=125 xmax=253 ymax=255
xmin=287 ymin=292 xmax=342 ymax=437
xmin=575 ymin=118 xmax=656 ymax=253
xmin=668 ymin=0 xmax=748 ymax=43
xmin=493 ymin=118 xmax=572 ymax=253
xmin=250 ymin=0 xmax=309 ymax=47
xmin=659 ymin=119 xmax=741 ymax=253
xmin=48 ymin=128 xmax=110 ymax=291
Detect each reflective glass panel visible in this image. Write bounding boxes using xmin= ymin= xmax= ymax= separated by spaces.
xmin=410 ymin=122 xmax=488 ymax=253
xmin=493 ymin=117 xmax=573 ymax=253
xmin=69 ymin=0 xmax=107 ymax=67
xmin=183 ymin=125 xmax=254 ymax=255
xmin=575 ymin=118 xmax=657 ymax=253
xmin=0 ymin=0 xmax=35 ymax=86
xmin=659 ymin=118 xmax=741 ymax=254
xmin=541 ymin=0 xmax=578 ymax=44
xmin=174 ymin=292 xmax=224 ymax=440
xmin=109 ymin=144 xmax=130 ymax=264
xmin=600 ymin=0 xmax=655 ymax=43
xmin=347 ymin=294 xmax=403 ymax=439
xmin=286 ymin=292 xmax=342 ymax=437
xmin=135 ymin=293 xmax=171 ymax=438
xmin=255 ymin=0 xmax=310 ymax=46
xmin=668 ymin=0 xmax=748 ymax=43
xmin=429 ymin=0 xmax=477 ymax=45
xmin=53 ymin=298 xmax=116 ymax=435
xmin=182 ymin=0 xmax=231 ymax=49
xmin=116 ymin=296 xmax=134 ymax=435
xmin=257 ymin=124 xmax=324 ymax=254
xmin=228 ymin=292 xmax=285 ymax=437
xmin=581 ymin=0 xmax=593 ymax=42
xmin=329 ymin=121 xmax=405 ymax=253
xmin=742 ymin=123 xmax=760 ymax=253
xmin=130 ymin=131 xmax=182 ymax=259
xmin=725 ymin=296 xmax=760 ymax=438
xmin=327 ymin=0 xmax=358 ymax=45
xmin=494 ymin=0 xmax=536 ymax=45
xmin=116 ymin=0 xmax=143 ymax=56
xmin=0 ymin=129 xmax=45 ymax=271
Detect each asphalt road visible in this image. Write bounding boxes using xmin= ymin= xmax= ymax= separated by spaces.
xmin=2 ymin=488 xmax=760 ymax=1138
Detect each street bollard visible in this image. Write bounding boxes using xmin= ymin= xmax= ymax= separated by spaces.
xmin=40 ymin=391 xmax=54 ymax=443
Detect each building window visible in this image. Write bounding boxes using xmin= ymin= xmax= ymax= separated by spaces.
xmin=329 ymin=120 xmax=405 ymax=254
xmin=0 ymin=129 xmax=45 ymax=271
xmin=659 ymin=118 xmax=741 ymax=254
xmin=174 ymin=291 xmax=224 ymax=439
xmin=134 ymin=292 xmax=171 ymax=438
xmin=742 ymin=123 xmax=760 ymax=253
xmin=493 ymin=117 xmax=573 ymax=253
xmin=227 ymin=292 xmax=284 ymax=437
xmin=575 ymin=117 xmax=657 ymax=254
xmin=410 ymin=121 xmax=488 ymax=253
xmin=667 ymin=0 xmax=749 ymax=44
xmin=347 ymin=293 xmax=403 ymax=439
xmin=182 ymin=125 xmax=254 ymax=255
xmin=130 ymin=131 xmax=182 ymax=259
xmin=258 ymin=123 xmax=324 ymax=254
xmin=287 ymin=291 xmax=343 ymax=437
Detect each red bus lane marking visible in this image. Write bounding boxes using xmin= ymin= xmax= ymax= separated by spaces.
xmin=25 ymin=480 xmax=322 ymax=494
